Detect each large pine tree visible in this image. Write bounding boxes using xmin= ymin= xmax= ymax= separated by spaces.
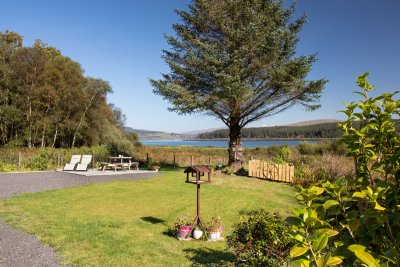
xmin=151 ymin=0 xmax=327 ymax=169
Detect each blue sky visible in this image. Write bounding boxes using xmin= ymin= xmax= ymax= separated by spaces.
xmin=1 ymin=0 xmax=399 ymax=132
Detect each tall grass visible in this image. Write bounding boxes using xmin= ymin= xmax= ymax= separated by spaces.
xmin=0 ymin=146 xmax=109 ymax=172
xmin=0 ymin=140 xmax=349 ymax=174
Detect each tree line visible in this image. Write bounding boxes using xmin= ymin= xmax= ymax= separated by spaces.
xmin=0 ymin=31 xmax=138 ymax=149
xmin=199 ymin=123 xmax=343 ymax=139
xmin=198 ymin=121 xmax=400 ymax=139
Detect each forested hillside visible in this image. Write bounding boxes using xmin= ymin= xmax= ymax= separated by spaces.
xmin=198 ymin=123 xmax=343 ymax=139
xmin=0 ymin=31 xmax=137 ymax=149
xmin=198 ymin=121 xmax=400 ymax=139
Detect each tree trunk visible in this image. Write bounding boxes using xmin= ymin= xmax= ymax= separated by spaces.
xmin=32 ymin=124 xmax=38 ymax=147
xmin=27 ymin=95 xmax=32 ymax=148
xmin=71 ymin=92 xmax=97 ymax=147
xmin=228 ymin=123 xmax=244 ymax=170
xmin=52 ymin=125 xmax=58 ymax=148
xmin=41 ymin=123 xmax=46 ymax=148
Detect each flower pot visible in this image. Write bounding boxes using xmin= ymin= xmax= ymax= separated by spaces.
xmin=151 ymin=166 xmax=160 ymax=172
xmin=177 ymin=226 xmax=192 ymax=239
xmin=209 ymin=231 xmax=221 ymax=240
xmin=193 ymin=229 xmax=203 ymax=239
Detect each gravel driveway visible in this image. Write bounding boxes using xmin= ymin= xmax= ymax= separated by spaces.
xmin=0 ymin=170 xmax=160 ymax=266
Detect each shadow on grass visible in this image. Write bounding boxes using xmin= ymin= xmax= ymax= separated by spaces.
xmin=140 ymin=216 xmax=165 ymax=224
xmin=162 ymin=229 xmax=176 ymax=239
xmin=183 ymin=247 xmax=235 ymax=266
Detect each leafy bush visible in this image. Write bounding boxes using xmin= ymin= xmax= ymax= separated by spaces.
xmin=272 ymin=156 xmax=286 ymax=164
xmin=288 ymin=73 xmax=400 ymax=266
xmin=147 ymin=158 xmax=160 ymax=169
xmin=0 ymin=163 xmax=18 ymax=172
xmin=293 ymin=164 xmax=319 ymax=187
xmin=293 ymin=154 xmax=354 ymax=186
xmin=23 ymin=149 xmax=57 ymax=171
xmin=222 ymin=166 xmax=234 ymax=175
xmin=297 ymin=141 xmax=347 ymax=156
xmin=227 ymin=209 xmax=293 ymax=266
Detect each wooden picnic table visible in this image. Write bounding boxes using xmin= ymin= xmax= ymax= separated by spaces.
xmin=101 ymin=156 xmax=139 ymax=171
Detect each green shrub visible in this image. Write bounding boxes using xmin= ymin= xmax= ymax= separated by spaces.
xmin=147 ymin=158 xmax=160 ymax=169
xmin=0 ymin=163 xmax=18 ymax=172
xmin=297 ymin=142 xmax=325 ymax=155
xmin=293 ymin=164 xmax=318 ymax=187
xmin=23 ymin=149 xmax=57 ymax=171
xmin=292 ymin=154 xmax=354 ymax=186
xmin=297 ymin=141 xmax=347 ymax=156
xmin=227 ymin=209 xmax=293 ymax=266
xmin=288 ymin=73 xmax=400 ymax=266
xmin=272 ymin=156 xmax=286 ymax=164
xmin=222 ymin=166 xmax=234 ymax=175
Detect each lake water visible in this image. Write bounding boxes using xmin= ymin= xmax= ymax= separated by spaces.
xmin=141 ymin=139 xmax=319 ymax=148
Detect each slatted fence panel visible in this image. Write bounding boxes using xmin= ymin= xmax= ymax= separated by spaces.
xmin=248 ymin=160 xmax=294 ymax=183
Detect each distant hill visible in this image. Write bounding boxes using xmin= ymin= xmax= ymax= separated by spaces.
xmin=285 ymin=119 xmax=341 ymax=127
xmin=124 ymin=127 xmax=183 ymax=140
xmin=180 ymin=128 xmax=223 ymax=136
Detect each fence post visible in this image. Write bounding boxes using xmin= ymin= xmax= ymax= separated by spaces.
xmin=92 ymin=155 xmax=95 ymax=170
xmin=173 ymin=153 xmax=176 ymax=167
xmin=191 ymin=155 xmax=193 ymax=166
xmin=146 ymin=153 xmax=149 ymax=164
xmin=57 ymin=153 xmax=60 ymax=169
xmin=208 ymin=156 xmax=211 ymax=166
xmin=18 ymin=152 xmax=21 ymax=172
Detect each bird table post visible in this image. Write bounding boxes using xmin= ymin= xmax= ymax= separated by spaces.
xmin=183 ymin=166 xmax=212 ymax=238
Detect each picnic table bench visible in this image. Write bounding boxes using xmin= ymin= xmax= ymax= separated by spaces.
xmin=100 ymin=157 xmax=139 ymax=171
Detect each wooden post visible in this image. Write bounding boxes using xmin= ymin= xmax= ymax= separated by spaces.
xmin=208 ymin=156 xmax=211 ymax=166
xmin=146 ymin=153 xmax=149 ymax=164
xmin=191 ymin=155 xmax=194 ymax=166
xmin=18 ymin=152 xmax=21 ymax=172
xmin=173 ymin=153 xmax=176 ymax=167
xmin=197 ymin=183 xmax=200 ymax=217
xmin=92 ymin=155 xmax=95 ymax=170
xmin=57 ymin=153 xmax=60 ymax=169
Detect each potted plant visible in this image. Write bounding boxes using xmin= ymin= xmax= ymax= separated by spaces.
xmin=193 ymin=227 xmax=204 ymax=240
xmin=147 ymin=159 xmax=160 ymax=171
xmin=207 ymin=216 xmax=224 ymax=240
xmin=172 ymin=215 xmax=193 ymax=239
xmin=150 ymin=165 xmax=160 ymax=171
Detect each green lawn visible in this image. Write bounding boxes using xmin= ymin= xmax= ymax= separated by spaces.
xmin=0 ymin=169 xmax=298 ymax=266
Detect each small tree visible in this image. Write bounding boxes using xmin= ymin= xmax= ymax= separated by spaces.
xmin=150 ymin=0 xmax=327 ymax=169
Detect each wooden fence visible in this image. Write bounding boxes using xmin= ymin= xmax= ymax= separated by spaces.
xmin=248 ymin=160 xmax=294 ymax=183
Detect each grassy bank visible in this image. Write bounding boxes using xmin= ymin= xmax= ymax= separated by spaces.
xmin=0 ymin=168 xmax=297 ymax=266
xmin=133 ymin=140 xmax=346 ymax=167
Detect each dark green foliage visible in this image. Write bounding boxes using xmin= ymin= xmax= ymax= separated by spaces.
xmin=150 ymin=0 xmax=326 ymax=167
xmin=0 ymin=31 xmax=137 ymax=149
xmin=199 ymin=123 xmax=342 ymax=139
xmin=227 ymin=209 xmax=293 ymax=266
xmin=198 ymin=122 xmax=399 ymax=140
xmin=288 ymin=74 xmax=400 ymax=266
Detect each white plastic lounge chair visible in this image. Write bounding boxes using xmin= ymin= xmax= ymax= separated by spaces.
xmin=63 ymin=155 xmax=81 ymax=171
xmin=76 ymin=155 xmax=92 ymax=171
